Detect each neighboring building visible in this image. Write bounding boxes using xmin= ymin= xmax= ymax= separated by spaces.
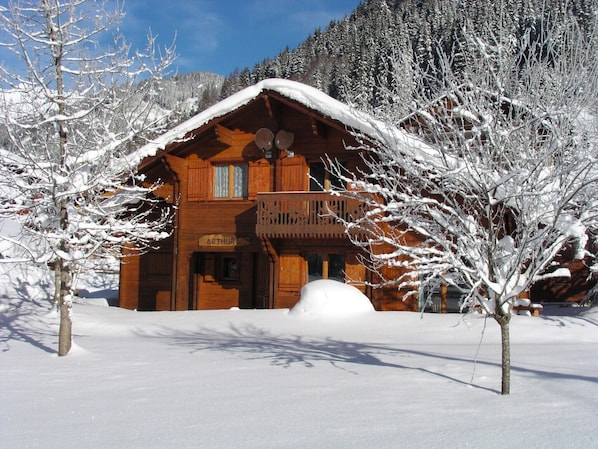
xmin=119 ymin=79 xmax=421 ymax=312
xmin=119 ymin=79 xmax=595 ymax=312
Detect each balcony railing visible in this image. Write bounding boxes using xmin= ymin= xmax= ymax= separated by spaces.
xmin=256 ymin=191 xmax=364 ymax=239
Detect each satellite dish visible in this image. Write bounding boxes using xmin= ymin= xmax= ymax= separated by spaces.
xmin=254 ymin=128 xmax=274 ymax=151
xmin=275 ymin=129 xmax=294 ymax=150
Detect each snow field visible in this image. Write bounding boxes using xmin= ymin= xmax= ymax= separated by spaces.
xmin=1 ymin=275 xmax=597 ymax=449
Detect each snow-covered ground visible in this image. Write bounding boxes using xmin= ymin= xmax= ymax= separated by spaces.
xmin=1 ymin=269 xmax=597 ymax=449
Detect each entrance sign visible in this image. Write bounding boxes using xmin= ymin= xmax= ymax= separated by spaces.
xmin=198 ymin=234 xmax=250 ymax=247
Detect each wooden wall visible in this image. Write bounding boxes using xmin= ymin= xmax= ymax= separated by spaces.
xmin=119 ymin=92 xmax=420 ymax=312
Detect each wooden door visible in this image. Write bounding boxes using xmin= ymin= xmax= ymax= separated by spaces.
xmin=138 ymin=243 xmax=173 ymax=311
xmin=276 ymin=252 xmax=305 ymax=308
xmin=191 ymin=252 xmax=256 ymax=310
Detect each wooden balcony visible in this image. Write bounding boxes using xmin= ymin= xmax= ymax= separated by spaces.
xmin=256 ymin=192 xmax=364 ymax=239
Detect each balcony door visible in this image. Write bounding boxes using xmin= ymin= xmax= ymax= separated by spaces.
xmin=309 ymin=162 xmax=344 ymax=191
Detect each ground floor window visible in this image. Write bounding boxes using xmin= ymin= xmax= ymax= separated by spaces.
xmin=418 ymin=273 xmax=467 ymax=313
xmin=307 ymin=253 xmax=345 ymax=282
xmin=221 ymin=255 xmax=239 ymax=281
xmin=203 ymin=252 xmax=240 ymax=282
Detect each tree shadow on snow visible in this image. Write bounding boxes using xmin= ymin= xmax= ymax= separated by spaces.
xmin=157 ymin=323 xmax=598 ymax=394
xmin=0 ymin=266 xmax=57 ymax=354
xmin=539 ymin=306 xmax=598 ymax=328
xmin=157 ymin=323 xmax=505 ymax=392
xmin=74 ymin=270 xmax=120 ymax=306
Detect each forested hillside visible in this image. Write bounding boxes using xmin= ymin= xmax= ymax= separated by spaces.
xmin=104 ymin=0 xmax=595 ymax=123
xmin=1 ymin=0 xmax=593 ymax=142
xmin=219 ymin=0 xmax=595 ymax=118
xmin=155 ymin=71 xmax=224 ymax=120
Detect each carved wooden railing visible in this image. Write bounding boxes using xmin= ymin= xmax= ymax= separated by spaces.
xmin=256 ymin=192 xmax=364 ymax=238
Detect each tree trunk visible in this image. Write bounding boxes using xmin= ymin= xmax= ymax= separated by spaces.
xmin=53 ymin=260 xmax=61 ymax=309
xmin=57 ymin=258 xmax=72 ymax=356
xmin=58 ymin=295 xmax=72 ymax=356
xmin=498 ymin=315 xmax=511 ymax=395
xmin=45 ymin=0 xmax=72 ymax=357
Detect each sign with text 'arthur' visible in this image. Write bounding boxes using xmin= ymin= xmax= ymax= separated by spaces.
xmin=198 ymin=234 xmax=251 ymax=247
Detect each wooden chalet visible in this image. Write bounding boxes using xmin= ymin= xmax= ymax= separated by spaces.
xmin=119 ymin=79 xmax=420 ymax=312
xmin=119 ymin=79 xmax=595 ymax=313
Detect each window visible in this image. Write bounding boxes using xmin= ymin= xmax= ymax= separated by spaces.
xmin=307 ymin=253 xmax=323 ymax=282
xmin=307 ymin=253 xmax=346 ymax=282
xmin=202 ymin=253 xmax=240 ymax=282
xmin=418 ymin=272 xmax=467 ymax=313
xmin=214 ymin=163 xmax=248 ymax=199
xmin=309 ymin=162 xmax=344 ymax=191
xmin=221 ymin=256 xmax=239 ymax=281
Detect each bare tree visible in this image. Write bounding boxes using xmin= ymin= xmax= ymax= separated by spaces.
xmin=0 ymin=0 xmax=176 ymax=356
xmin=331 ymin=14 xmax=598 ymax=394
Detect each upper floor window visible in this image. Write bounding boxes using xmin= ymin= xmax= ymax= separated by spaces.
xmin=214 ymin=163 xmax=248 ymax=199
xmin=309 ymin=162 xmax=344 ymax=191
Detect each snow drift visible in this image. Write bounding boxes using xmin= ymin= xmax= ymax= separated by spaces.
xmin=289 ymin=279 xmax=375 ymax=318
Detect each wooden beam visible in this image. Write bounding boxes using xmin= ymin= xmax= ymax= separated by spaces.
xmin=164 ymin=153 xmax=187 ymax=174
xmin=311 ymin=118 xmax=329 ymax=137
xmin=260 ymin=236 xmax=279 ymax=263
xmin=261 ymin=95 xmax=282 ymax=127
xmin=215 ymin=123 xmax=255 ymax=148
xmin=215 ymin=124 xmax=234 ymax=146
xmin=261 ymin=236 xmax=279 ymax=310
xmin=263 ymin=96 xmax=274 ymax=120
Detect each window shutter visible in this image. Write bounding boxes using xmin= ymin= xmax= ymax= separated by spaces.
xmin=279 ymin=155 xmax=307 ymax=191
xmin=188 ymin=159 xmax=211 ymax=201
xmin=248 ymin=160 xmax=272 ymax=199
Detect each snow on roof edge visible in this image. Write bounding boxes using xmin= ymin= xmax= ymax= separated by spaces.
xmin=128 ymin=78 xmax=428 ymax=167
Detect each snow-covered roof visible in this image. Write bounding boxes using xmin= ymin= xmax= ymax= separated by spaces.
xmin=128 ymin=78 xmax=428 ymax=166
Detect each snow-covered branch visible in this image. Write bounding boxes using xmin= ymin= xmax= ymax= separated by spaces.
xmin=329 ymin=11 xmax=597 ymax=394
xmin=0 ymin=0 xmax=176 ymax=356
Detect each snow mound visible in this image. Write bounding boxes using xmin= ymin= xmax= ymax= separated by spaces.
xmin=289 ymin=279 xmax=374 ymax=318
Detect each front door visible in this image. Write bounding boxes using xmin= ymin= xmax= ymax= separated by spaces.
xmin=190 ymin=252 xmax=255 ymax=310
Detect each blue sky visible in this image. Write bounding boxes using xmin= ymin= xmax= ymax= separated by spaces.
xmin=120 ymin=0 xmax=364 ymax=76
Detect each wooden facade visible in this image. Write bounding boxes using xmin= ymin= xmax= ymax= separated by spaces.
xmin=119 ymin=80 xmax=595 ymax=312
xmin=119 ymin=80 xmax=417 ymax=312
